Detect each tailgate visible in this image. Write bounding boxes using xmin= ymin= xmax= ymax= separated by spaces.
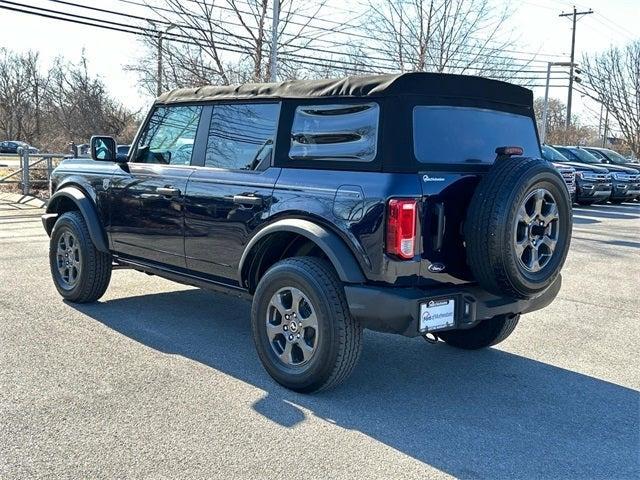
xmin=418 ymin=171 xmax=484 ymax=286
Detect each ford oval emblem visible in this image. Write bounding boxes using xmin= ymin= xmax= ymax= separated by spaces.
xmin=428 ymin=263 xmax=446 ymax=273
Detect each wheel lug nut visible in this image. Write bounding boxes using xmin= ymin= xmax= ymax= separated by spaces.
xmin=293 ymin=313 xmax=297 ymax=317
xmin=283 ymin=325 xmax=288 ymax=331
xmin=288 ymin=335 xmax=293 ymax=341
xmin=297 ymin=334 xmax=301 ymax=339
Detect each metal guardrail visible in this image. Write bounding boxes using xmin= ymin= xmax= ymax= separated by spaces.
xmin=0 ymin=149 xmax=70 ymax=197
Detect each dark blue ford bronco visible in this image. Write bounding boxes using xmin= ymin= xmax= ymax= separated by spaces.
xmin=43 ymin=73 xmax=572 ymax=392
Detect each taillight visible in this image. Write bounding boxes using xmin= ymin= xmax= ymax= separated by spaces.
xmin=386 ymin=199 xmax=417 ymax=259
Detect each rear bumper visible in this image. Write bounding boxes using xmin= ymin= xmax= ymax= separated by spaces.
xmin=344 ymin=276 xmax=562 ymax=337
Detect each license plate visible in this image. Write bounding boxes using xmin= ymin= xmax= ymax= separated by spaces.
xmin=420 ymin=299 xmax=455 ymax=332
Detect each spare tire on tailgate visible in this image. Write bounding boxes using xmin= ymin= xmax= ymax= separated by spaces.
xmin=465 ymin=157 xmax=572 ymax=299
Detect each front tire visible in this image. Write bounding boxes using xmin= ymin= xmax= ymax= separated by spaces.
xmin=49 ymin=211 xmax=112 ymax=303
xmin=437 ymin=314 xmax=520 ymax=350
xmin=251 ymin=257 xmax=362 ymax=393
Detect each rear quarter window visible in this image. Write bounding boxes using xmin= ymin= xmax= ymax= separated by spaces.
xmin=289 ymin=103 xmax=379 ymax=162
xmin=413 ymin=106 xmax=540 ymax=165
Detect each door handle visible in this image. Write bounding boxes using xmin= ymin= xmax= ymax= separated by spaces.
xmin=233 ymin=194 xmax=263 ymax=206
xmin=157 ymin=186 xmax=181 ymax=196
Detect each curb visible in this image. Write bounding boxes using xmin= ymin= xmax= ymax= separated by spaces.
xmin=0 ymin=192 xmax=46 ymax=208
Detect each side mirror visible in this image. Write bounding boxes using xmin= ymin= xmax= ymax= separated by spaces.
xmin=90 ymin=135 xmax=117 ymax=162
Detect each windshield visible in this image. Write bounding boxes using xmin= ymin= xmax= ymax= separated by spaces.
xmin=541 ymin=145 xmax=569 ymax=162
xmin=413 ymin=106 xmax=540 ymax=164
xmin=602 ymin=148 xmax=630 ymax=164
xmin=568 ymin=148 xmax=601 ymax=164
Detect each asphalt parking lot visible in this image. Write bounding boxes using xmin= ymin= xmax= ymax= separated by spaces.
xmin=1 ymin=198 xmax=639 ymax=479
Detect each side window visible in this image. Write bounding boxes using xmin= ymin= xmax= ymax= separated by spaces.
xmin=205 ymin=103 xmax=280 ymax=170
xmin=135 ymin=105 xmax=202 ymax=165
xmin=289 ymin=103 xmax=379 ymax=162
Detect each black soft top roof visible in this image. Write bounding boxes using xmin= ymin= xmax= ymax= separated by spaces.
xmin=155 ymin=72 xmax=533 ymax=107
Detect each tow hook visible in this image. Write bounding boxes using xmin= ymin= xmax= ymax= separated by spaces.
xmin=422 ymin=332 xmax=439 ymax=344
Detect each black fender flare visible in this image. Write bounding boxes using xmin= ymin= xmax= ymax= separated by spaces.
xmin=44 ymin=187 xmax=109 ymax=253
xmin=239 ymin=218 xmax=366 ymax=285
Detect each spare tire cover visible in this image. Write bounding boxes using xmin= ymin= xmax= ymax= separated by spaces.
xmin=465 ymin=157 xmax=572 ymax=299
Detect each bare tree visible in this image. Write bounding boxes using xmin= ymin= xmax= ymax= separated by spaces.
xmin=582 ymin=41 xmax=640 ymax=156
xmin=365 ymin=0 xmax=523 ymax=81
xmin=533 ymin=96 xmax=596 ymax=146
xmin=0 ymin=49 xmax=45 ymax=141
xmin=44 ymin=55 xmax=138 ymax=149
xmin=128 ymin=0 xmax=354 ymax=95
xmin=0 ymin=48 xmax=138 ymax=151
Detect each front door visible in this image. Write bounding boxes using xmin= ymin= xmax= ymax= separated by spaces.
xmin=184 ymin=102 xmax=281 ymax=285
xmin=109 ymin=104 xmax=204 ymax=269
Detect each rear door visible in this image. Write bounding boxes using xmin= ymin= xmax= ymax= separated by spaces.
xmin=109 ymin=104 xmax=204 ymax=268
xmin=183 ymin=102 xmax=281 ymax=285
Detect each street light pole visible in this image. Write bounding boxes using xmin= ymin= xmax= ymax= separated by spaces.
xmin=269 ymin=0 xmax=280 ymax=82
xmin=540 ymin=62 xmax=552 ymax=144
xmin=540 ymin=61 xmax=572 ymax=144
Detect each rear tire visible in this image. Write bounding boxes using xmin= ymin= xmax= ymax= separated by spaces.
xmin=49 ymin=211 xmax=112 ymax=303
xmin=438 ymin=314 xmax=520 ymax=350
xmin=465 ymin=158 xmax=572 ymax=299
xmin=251 ymin=257 xmax=362 ymax=393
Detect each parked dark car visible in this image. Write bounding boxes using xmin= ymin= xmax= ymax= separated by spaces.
xmin=41 ymin=73 xmax=572 ymax=392
xmin=549 ymin=146 xmax=612 ymax=205
xmin=0 ymin=140 xmax=39 ymax=154
xmin=583 ymin=147 xmax=640 ymax=202
xmin=556 ymin=146 xmax=639 ymax=204
xmin=545 ymin=157 xmax=576 ymax=203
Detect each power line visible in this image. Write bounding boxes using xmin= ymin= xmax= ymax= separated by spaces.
xmin=0 ymin=1 xmax=388 ymax=75
xmin=217 ymin=0 xmax=569 ymax=60
xmin=113 ymin=0 xmax=566 ymax=65
xmin=0 ymin=0 xmax=573 ymax=86
xmin=42 ymin=0 xmax=567 ymax=78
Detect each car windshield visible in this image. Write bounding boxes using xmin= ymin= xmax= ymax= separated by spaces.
xmin=568 ymin=148 xmax=601 ymax=164
xmin=541 ymin=145 xmax=568 ymax=162
xmin=602 ymin=148 xmax=631 ymax=164
xmin=413 ymin=106 xmax=540 ymax=164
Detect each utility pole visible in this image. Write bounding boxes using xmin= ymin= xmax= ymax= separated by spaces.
xmin=597 ymin=102 xmax=604 ymax=136
xmin=602 ymin=107 xmax=609 ymax=148
xmin=157 ymin=24 xmax=175 ymax=96
xmin=559 ymin=6 xmax=593 ymax=128
xmin=157 ymin=32 xmax=163 ymax=97
xmin=269 ymin=0 xmax=280 ymax=82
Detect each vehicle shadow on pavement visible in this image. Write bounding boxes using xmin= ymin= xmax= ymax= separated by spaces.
xmin=74 ymin=289 xmax=640 ymax=479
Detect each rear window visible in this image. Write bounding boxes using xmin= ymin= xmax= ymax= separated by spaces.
xmin=289 ymin=103 xmax=379 ymax=162
xmin=413 ymin=106 xmax=540 ymax=164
